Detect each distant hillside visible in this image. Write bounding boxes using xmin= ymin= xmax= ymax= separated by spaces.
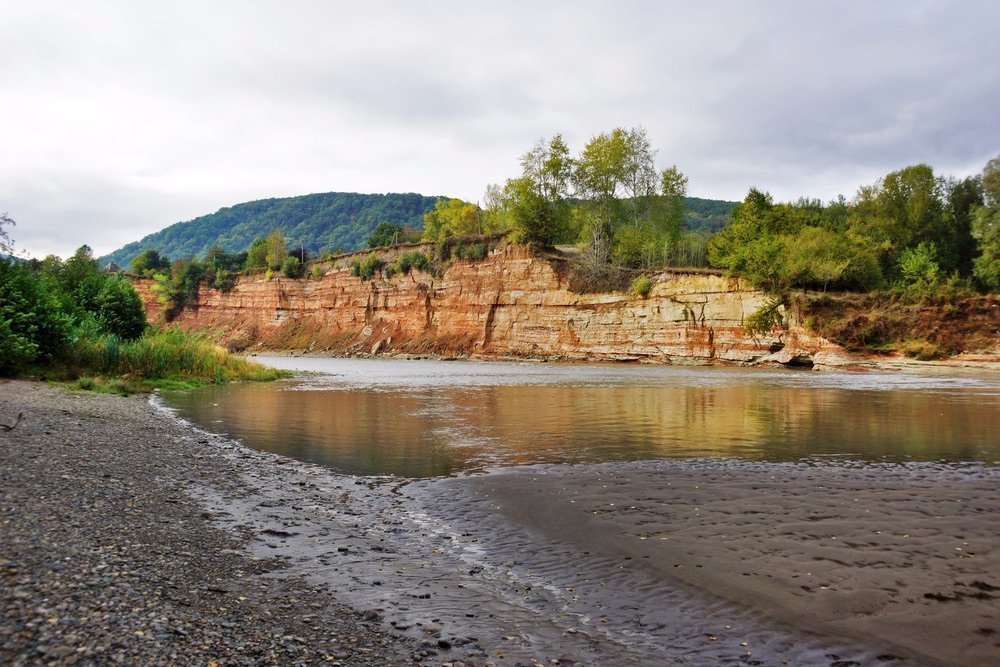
xmin=683 ymin=196 xmax=737 ymax=233
xmin=99 ymin=192 xmax=445 ymax=268
xmin=100 ymin=191 xmax=736 ymax=269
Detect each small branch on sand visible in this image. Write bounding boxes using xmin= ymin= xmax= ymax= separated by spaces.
xmin=1 ymin=412 xmax=24 ymax=431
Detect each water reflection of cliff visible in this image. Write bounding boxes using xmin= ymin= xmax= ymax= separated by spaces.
xmin=166 ymin=376 xmax=999 ymax=477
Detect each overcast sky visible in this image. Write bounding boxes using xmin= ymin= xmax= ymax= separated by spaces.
xmin=3 ymin=0 xmax=999 ymax=259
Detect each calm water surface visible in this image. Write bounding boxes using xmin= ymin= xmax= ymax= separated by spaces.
xmin=160 ymin=357 xmax=1000 ymax=477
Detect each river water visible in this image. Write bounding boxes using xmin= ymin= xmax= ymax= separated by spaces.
xmin=162 ymin=356 xmax=1000 ymax=476
xmin=158 ymin=357 xmax=1000 ymax=665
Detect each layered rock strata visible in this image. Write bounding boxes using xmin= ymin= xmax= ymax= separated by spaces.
xmin=128 ymin=245 xmax=902 ymax=368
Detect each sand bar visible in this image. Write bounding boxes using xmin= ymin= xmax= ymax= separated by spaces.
xmin=427 ymin=459 xmax=1000 ymax=666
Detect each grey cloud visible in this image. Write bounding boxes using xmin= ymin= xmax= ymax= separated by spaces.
xmin=2 ymin=1 xmax=998 ymax=257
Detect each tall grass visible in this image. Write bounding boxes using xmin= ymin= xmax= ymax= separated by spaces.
xmin=68 ymin=326 xmax=288 ymax=389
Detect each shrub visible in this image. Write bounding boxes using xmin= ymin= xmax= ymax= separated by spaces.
xmin=95 ymin=276 xmax=147 ymax=340
xmin=744 ymin=295 xmax=786 ymax=337
xmin=394 ymin=251 xmax=431 ymax=275
xmin=632 ymin=275 xmax=653 ymax=298
xmin=350 ymin=252 xmax=384 ymax=280
xmin=282 ymin=256 xmax=305 ymax=279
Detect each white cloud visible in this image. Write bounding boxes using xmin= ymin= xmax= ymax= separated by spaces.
xmin=2 ymin=0 xmax=998 ymax=257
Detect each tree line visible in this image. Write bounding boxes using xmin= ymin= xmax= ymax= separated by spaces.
xmin=709 ymin=158 xmax=1000 ymax=294
xmin=415 ymin=128 xmax=999 ymax=295
xmin=0 ymin=232 xmax=147 ymax=375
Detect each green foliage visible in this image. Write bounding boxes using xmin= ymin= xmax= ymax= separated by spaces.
xmin=631 ymin=275 xmax=653 ymax=298
xmin=0 ymin=259 xmax=71 ymax=374
xmin=281 ymin=255 xmax=305 ymax=279
xmin=350 ymin=252 xmax=384 ymax=280
xmin=898 ymin=242 xmax=941 ymax=295
xmin=744 ymin=296 xmax=787 ymax=338
xmin=0 ymin=212 xmax=15 ymax=256
xmin=972 ymin=206 xmax=1000 ymax=291
xmin=391 ymin=250 xmax=432 ymax=275
xmin=95 ymin=276 xmax=147 ymax=340
xmin=151 ymin=258 xmax=206 ymax=322
xmin=421 ymin=199 xmax=484 ymax=243
xmin=708 ymin=189 xmax=884 ymax=292
xmin=367 ymin=222 xmax=404 ymax=248
xmin=129 ymin=248 xmax=171 ymax=276
xmin=99 ymin=192 xmax=444 ymax=269
xmin=69 ymin=327 xmax=290 ymax=389
xmin=0 ymin=238 xmax=152 ymax=374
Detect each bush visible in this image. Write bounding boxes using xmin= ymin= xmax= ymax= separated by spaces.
xmin=744 ymin=295 xmax=786 ymax=337
xmin=0 ymin=259 xmax=70 ymax=374
xmin=282 ymin=255 xmax=305 ymax=279
xmin=395 ymin=251 xmax=431 ymax=275
xmin=95 ymin=276 xmax=147 ymax=340
xmin=631 ymin=275 xmax=653 ymax=298
xmin=350 ymin=252 xmax=384 ymax=280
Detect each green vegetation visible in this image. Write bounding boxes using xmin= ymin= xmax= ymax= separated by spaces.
xmin=708 ymin=156 xmax=1000 ymax=297
xmin=0 ymin=219 xmax=285 ymax=389
xmin=99 ymin=192 xmax=444 ymax=268
xmin=349 ymin=252 xmax=385 ymax=280
xmin=631 ymin=275 xmax=652 ymax=298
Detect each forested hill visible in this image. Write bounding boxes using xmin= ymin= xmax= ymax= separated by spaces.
xmin=99 ymin=192 xmax=445 ymax=268
xmin=683 ymin=196 xmax=736 ymax=233
xmin=100 ymin=191 xmax=736 ymax=268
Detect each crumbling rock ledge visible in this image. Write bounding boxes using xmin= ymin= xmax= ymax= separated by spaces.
xmin=133 ymin=244 xmax=1000 ymax=372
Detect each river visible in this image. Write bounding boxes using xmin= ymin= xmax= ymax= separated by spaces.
xmin=158 ymin=358 xmax=1000 ymax=666
xmin=162 ymin=356 xmax=1000 ymax=476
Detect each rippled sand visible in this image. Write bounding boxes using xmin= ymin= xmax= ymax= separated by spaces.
xmin=420 ymin=460 xmax=1000 ymax=666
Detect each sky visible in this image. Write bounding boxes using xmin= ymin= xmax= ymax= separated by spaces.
xmin=2 ymin=0 xmax=999 ymax=259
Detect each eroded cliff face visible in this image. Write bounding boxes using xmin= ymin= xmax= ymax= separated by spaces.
xmin=130 ymin=245 xmax=850 ymax=366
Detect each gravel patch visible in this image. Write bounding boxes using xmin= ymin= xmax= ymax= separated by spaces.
xmin=0 ymin=380 xmax=419 ymax=666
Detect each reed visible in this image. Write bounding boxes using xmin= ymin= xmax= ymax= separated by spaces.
xmin=66 ymin=326 xmax=288 ymax=390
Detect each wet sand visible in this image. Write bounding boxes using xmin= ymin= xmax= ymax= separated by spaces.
xmin=430 ymin=460 xmax=1000 ymax=666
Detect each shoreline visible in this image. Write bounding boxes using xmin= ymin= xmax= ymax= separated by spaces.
xmin=248 ymin=347 xmax=1000 ymax=375
xmin=4 ymin=379 xmax=999 ymax=665
xmin=0 ymin=380 xmax=417 ymax=666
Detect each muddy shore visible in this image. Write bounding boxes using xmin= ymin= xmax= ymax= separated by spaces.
xmin=3 ymin=379 xmax=999 ymax=666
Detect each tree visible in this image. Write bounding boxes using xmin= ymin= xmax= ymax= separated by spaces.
xmin=492 ymin=135 xmax=574 ymax=247
xmin=0 ymin=212 xmax=15 ymax=256
xmin=265 ymin=228 xmax=287 ymax=270
xmin=0 ymin=258 xmax=70 ymax=373
xmin=244 ymin=230 xmax=287 ymax=270
xmin=898 ymin=242 xmax=941 ymax=295
xmin=130 ymin=249 xmax=171 ymax=276
xmin=972 ymin=156 xmax=1000 ymax=291
xmin=421 ymin=199 xmax=481 ymax=242
xmin=95 ymin=276 xmax=147 ymax=340
xmin=281 ymin=255 xmax=305 ymax=279
xmin=367 ymin=222 xmax=404 ymax=248
xmin=852 ymin=164 xmax=948 ymax=278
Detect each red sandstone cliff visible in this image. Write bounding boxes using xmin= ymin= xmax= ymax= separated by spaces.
xmin=132 ymin=244 xmax=998 ymax=370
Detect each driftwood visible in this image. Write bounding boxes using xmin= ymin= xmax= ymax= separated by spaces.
xmin=1 ymin=412 xmax=23 ymax=431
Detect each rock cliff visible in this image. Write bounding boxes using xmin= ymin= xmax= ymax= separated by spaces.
xmin=132 ymin=244 xmax=996 ymax=369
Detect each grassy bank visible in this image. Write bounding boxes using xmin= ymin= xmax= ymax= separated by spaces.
xmin=60 ymin=327 xmax=290 ymax=394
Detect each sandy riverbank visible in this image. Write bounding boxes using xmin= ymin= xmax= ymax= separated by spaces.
xmin=427 ymin=460 xmax=1000 ymax=666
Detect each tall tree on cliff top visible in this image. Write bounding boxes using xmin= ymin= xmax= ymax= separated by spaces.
xmin=421 ymin=199 xmax=482 ymax=242
xmin=973 ymin=155 xmax=1000 ymax=290
xmin=489 ymin=135 xmax=573 ymax=247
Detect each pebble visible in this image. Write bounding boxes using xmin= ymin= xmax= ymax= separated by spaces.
xmin=0 ymin=382 xmax=420 ymax=666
